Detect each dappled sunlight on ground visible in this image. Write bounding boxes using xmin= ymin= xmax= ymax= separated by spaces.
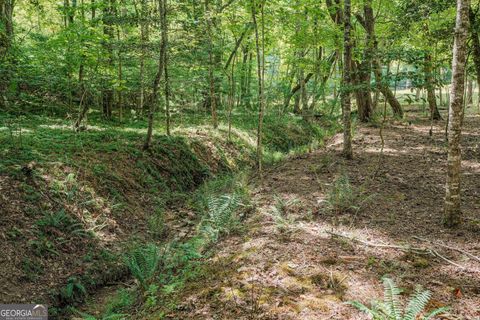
xmin=168 ymin=111 xmax=480 ymax=319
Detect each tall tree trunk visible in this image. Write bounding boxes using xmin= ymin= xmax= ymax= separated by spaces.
xmin=102 ymin=0 xmax=115 ymax=119
xmin=425 ymin=54 xmax=442 ymax=120
xmin=467 ymin=78 xmax=473 ymax=105
xmin=144 ymin=0 xmax=167 ymax=150
xmin=138 ymin=0 xmax=148 ymax=115
xmin=228 ymin=51 xmax=236 ymax=141
xmin=0 ymin=0 xmax=14 ymax=108
xmin=117 ymin=24 xmax=124 ymax=121
xmin=469 ymin=7 xmax=480 ymax=108
xmin=360 ymin=0 xmax=404 ymax=118
xmin=239 ymin=45 xmax=249 ymax=106
xmin=206 ymin=0 xmax=218 ymax=129
xmin=342 ymin=0 xmax=353 ymax=159
xmin=353 ymin=61 xmax=372 ymax=122
xmin=163 ymin=0 xmax=170 ymax=136
xmin=252 ymin=0 xmax=265 ymax=172
xmin=444 ymin=0 xmax=470 ymax=228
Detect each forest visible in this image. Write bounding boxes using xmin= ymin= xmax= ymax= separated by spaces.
xmin=1 ymin=0 xmax=479 ymax=318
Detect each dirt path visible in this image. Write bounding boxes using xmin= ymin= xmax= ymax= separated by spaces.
xmin=163 ymin=112 xmax=480 ymax=320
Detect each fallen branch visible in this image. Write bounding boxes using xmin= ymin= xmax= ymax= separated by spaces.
xmin=413 ymin=236 xmax=480 ymax=264
xmin=430 ymin=249 xmax=466 ymax=270
xmin=327 ymin=231 xmax=428 ymax=254
xmin=327 ymin=231 xmax=480 ymax=273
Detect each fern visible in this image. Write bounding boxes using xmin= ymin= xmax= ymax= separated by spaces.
xmin=349 ymin=278 xmax=448 ymax=320
xmin=383 ymin=277 xmax=403 ymax=319
xmin=125 ymin=244 xmax=161 ymax=290
xmin=201 ymin=193 xmax=243 ymax=242
xmin=403 ymin=289 xmax=431 ymax=320
xmin=269 ymin=195 xmax=298 ymax=232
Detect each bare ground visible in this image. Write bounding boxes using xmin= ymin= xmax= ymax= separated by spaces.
xmin=164 ymin=112 xmax=480 ymax=319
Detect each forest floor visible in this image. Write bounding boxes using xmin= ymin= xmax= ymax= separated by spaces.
xmin=160 ymin=109 xmax=480 ymax=319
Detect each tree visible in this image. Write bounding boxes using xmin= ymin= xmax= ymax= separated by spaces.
xmin=444 ymin=0 xmax=470 ymax=227
xmin=425 ymin=53 xmax=442 ymax=120
xmin=251 ymin=0 xmax=265 ymax=172
xmin=342 ymin=0 xmax=353 ymax=159
xmin=0 ymin=0 xmax=14 ymax=108
xmin=469 ymin=6 xmax=480 ymax=108
xmin=144 ymin=0 xmax=167 ymax=150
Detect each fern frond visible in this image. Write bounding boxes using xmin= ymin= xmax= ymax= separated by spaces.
xmin=422 ymin=306 xmax=449 ymax=320
xmin=382 ymin=277 xmax=403 ymax=320
xmin=126 ymin=244 xmax=160 ymax=290
xmin=404 ymin=289 xmax=431 ymax=320
xmin=348 ymin=301 xmax=380 ymax=318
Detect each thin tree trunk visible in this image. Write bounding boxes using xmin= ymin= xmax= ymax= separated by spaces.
xmin=342 ymin=0 xmax=353 ymax=159
xmin=102 ymin=0 xmax=115 ymax=119
xmin=144 ymin=0 xmax=167 ymax=150
xmin=228 ymin=50 xmax=236 ymax=141
xmin=138 ymin=0 xmax=148 ymax=115
xmin=469 ymin=7 xmax=480 ymax=109
xmin=163 ymin=0 xmax=170 ymax=135
xmin=444 ymin=0 xmax=470 ymax=227
xmin=467 ymin=78 xmax=473 ymax=105
xmin=206 ymin=0 xmax=218 ymax=129
xmin=117 ymin=27 xmax=124 ymax=121
xmin=224 ymin=24 xmax=250 ymax=70
xmin=252 ymin=0 xmax=265 ymax=172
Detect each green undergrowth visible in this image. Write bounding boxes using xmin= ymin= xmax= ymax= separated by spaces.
xmin=0 ymin=110 xmax=338 ymax=317
xmin=77 ymin=173 xmax=252 ymax=319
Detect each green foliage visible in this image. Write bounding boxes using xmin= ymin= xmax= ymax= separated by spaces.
xmin=262 ymin=116 xmax=330 ymax=153
xmin=60 ymin=277 xmax=87 ymax=303
xmin=269 ymin=195 xmax=298 ymax=233
xmin=125 ymin=244 xmax=161 ymax=291
xmin=349 ymin=278 xmax=449 ymax=320
xmin=195 ymin=174 xmax=251 ymax=243
xmin=103 ymin=289 xmax=135 ymax=316
xmin=200 ymin=193 xmax=244 ymax=242
xmin=29 ymin=235 xmax=60 ymax=257
xmin=36 ymin=210 xmax=88 ymax=237
xmin=21 ymin=257 xmax=44 ymax=281
xmin=148 ymin=207 xmax=167 ymax=240
xmin=326 ymin=174 xmax=372 ymax=215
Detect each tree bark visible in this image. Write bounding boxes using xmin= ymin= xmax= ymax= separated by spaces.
xmin=444 ymin=0 xmax=470 ymax=228
xmin=138 ymin=0 xmax=148 ymax=115
xmin=469 ymin=7 xmax=480 ymax=108
xmin=252 ymin=0 xmax=265 ymax=172
xmin=102 ymin=0 xmax=115 ymax=119
xmin=359 ymin=0 xmax=404 ymax=118
xmin=467 ymin=78 xmax=473 ymax=105
xmin=0 ymin=0 xmax=14 ymax=108
xmin=163 ymin=0 xmax=170 ymax=136
xmin=352 ymin=60 xmax=373 ymax=122
xmin=342 ymin=0 xmax=353 ymax=159
xmin=224 ymin=24 xmax=250 ymax=70
xmin=425 ymin=54 xmax=442 ymax=120
xmin=206 ymin=0 xmax=218 ymax=129
xmin=144 ymin=0 xmax=167 ymax=150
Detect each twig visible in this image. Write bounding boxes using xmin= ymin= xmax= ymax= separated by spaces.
xmin=413 ymin=236 xmax=480 ymax=264
xmin=327 ymin=231 xmax=427 ymax=254
xmin=430 ymin=249 xmax=466 ymax=270
xmin=327 ymin=231 xmax=480 ymax=273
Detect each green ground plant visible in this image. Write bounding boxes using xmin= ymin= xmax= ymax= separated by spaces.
xmin=349 ymin=278 xmax=448 ymax=320
xmin=326 ymin=174 xmax=373 ymax=215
